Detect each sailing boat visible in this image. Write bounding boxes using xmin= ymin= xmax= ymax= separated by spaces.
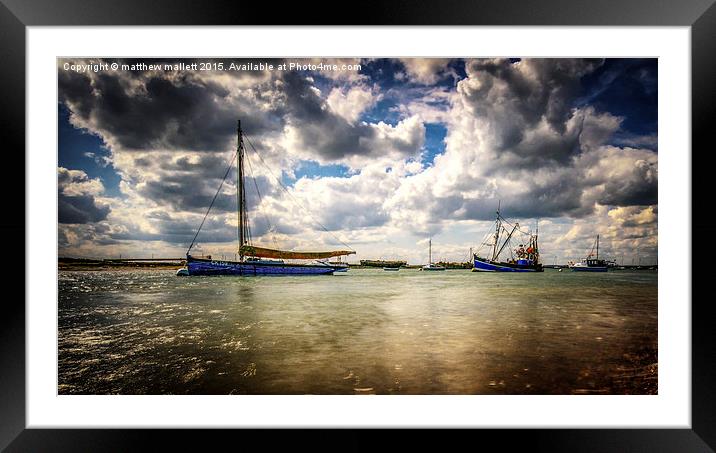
xmin=421 ymin=238 xmax=445 ymax=271
xmin=568 ymin=235 xmax=608 ymax=272
xmin=178 ymin=120 xmax=355 ymax=276
xmin=472 ymin=207 xmax=543 ymax=272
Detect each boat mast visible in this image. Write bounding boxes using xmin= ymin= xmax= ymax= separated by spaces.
xmin=492 ymin=201 xmax=501 ymax=261
xmin=596 ymin=234 xmax=599 ymax=260
xmin=237 ymin=120 xmax=248 ymax=261
xmin=429 ymin=238 xmax=432 ymax=265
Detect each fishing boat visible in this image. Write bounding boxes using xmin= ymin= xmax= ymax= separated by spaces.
xmin=472 ymin=207 xmax=543 ymax=272
xmin=421 ymin=239 xmax=445 ymax=271
xmin=178 ymin=120 xmax=355 ymax=276
xmin=568 ymin=235 xmax=608 ymax=272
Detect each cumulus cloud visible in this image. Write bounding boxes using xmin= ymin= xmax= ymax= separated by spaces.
xmin=326 ymin=85 xmax=378 ymax=123
xmin=58 ymin=167 xmax=110 ymax=224
xmin=399 ymin=58 xmax=454 ymax=85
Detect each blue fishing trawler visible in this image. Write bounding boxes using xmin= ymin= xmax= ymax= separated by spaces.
xmin=472 ymin=207 xmax=543 ymax=272
xmin=178 ymin=120 xmax=354 ymax=276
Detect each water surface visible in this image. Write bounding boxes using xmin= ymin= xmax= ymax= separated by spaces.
xmin=58 ymin=268 xmax=657 ymax=394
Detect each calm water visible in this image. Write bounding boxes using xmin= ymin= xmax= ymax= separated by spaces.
xmin=58 ymin=268 xmax=657 ymax=395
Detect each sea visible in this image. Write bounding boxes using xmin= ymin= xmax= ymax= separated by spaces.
xmin=58 ymin=268 xmax=657 ymax=395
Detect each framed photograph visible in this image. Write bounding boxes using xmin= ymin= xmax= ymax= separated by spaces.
xmin=4 ymin=0 xmax=714 ymax=450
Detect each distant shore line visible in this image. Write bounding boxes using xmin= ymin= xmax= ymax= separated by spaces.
xmin=58 ymin=257 xmax=657 ymax=271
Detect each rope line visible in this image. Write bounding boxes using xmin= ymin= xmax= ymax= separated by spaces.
xmin=186 ymin=150 xmax=237 ymax=255
xmin=243 ymin=133 xmax=355 ymax=252
xmin=244 ymin=150 xmax=281 ymax=250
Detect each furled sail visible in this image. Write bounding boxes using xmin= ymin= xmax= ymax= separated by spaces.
xmin=240 ymin=245 xmax=355 ymax=260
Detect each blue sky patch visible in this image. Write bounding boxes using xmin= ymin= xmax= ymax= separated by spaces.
xmin=422 ymin=123 xmax=448 ymax=166
xmin=58 ymin=103 xmax=122 ymax=197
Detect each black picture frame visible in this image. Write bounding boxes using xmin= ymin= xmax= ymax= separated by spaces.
xmin=2 ymin=0 xmax=713 ymax=450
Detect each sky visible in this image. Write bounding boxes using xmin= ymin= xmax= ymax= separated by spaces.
xmin=57 ymin=58 xmax=658 ymax=265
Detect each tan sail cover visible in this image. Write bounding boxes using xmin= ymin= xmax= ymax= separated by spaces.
xmin=240 ymin=245 xmax=355 ymax=260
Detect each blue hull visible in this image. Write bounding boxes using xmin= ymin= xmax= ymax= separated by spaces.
xmin=473 ymin=257 xmax=543 ymax=272
xmin=186 ymin=257 xmax=336 ymax=276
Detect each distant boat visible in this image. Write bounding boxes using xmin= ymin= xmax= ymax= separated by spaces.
xmin=472 ymin=207 xmax=543 ymax=272
xmin=319 ymin=259 xmax=349 ymax=272
xmin=179 ymin=120 xmax=355 ymax=276
xmin=568 ymin=235 xmax=608 ymax=272
xmin=383 ymin=267 xmax=400 ymax=271
xmin=360 ymin=259 xmax=407 ymax=268
xmin=421 ymin=238 xmax=446 ymax=271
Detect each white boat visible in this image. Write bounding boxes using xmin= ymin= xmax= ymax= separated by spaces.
xmin=568 ymin=235 xmax=608 ymax=272
xmin=421 ymin=239 xmax=445 ymax=271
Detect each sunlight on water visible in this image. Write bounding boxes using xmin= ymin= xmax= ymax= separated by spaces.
xmin=58 ymin=269 xmax=657 ymax=394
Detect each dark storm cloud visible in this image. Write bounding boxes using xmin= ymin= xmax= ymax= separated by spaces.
xmin=58 ymin=168 xmax=110 ymax=224
xmin=428 ymin=173 xmax=587 ymax=223
xmin=99 ymin=214 xmax=237 ymax=246
xmin=138 ymin=158 xmax=276 ymax=215
xmin=61 ymin=71 xmax=234 ymax=151
xmin=59 ymin=58 xmax=282 ymax=153
xmin=470 ymin=58 xmax=602 ymax=133
xmin=282 ymin=71 xmax=420 ymax=161
xmin=150 ymin=208 xmax=297 ymax=246
xmin=58 ymin=195 xmax=111 ymax=224
xmin=139 ymin=179 xmax=234 ymax=213
xmin=499 ymin=126 xmax=582 ymax=169
xmin=462 ymin=58 xmax=603 ymax=162
xmin=282 ymin=71 xmax=376 ymax=159
xmin=598 ymin=159 xmax=657 ymax=206
xmin=58 ymin=70 xmax=95 ymax=119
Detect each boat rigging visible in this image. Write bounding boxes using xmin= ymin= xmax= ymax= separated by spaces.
xmin=472 ymin=205 xmax=543 ymax=272
xmin=178 ymin=120 xmax=355 ymax=276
